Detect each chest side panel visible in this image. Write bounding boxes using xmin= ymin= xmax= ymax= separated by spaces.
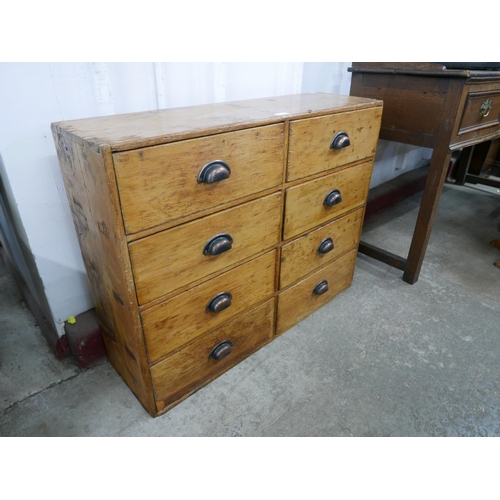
xmin=52 ymin=130 xmax=156 ymax=416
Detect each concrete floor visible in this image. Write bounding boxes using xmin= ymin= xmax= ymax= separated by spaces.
xmin=1 ymin=183 xmax=500 ymax=437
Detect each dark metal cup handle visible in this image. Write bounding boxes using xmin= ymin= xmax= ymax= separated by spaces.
xmin=210 ymin=340 xmax=233 ymax=360
xmin=318 ymin=238 xmax=334 ymax=254
xmin=203 ymin=233 xmax=233 ymax=256
xmin=330 ymin=131 xmax=350 ymax=150
xmin=324 ymin=189 xmax=342 ymax=207
xmin=206 ymin=292 xmax=232 ymax=313
xmin=198 ymin=160 xmax=231 ymax=183
xmin=313 ymin=280 xmax=329 ymax=295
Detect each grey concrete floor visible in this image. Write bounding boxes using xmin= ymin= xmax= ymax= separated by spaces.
xmin=1 ymin=183 xmax=500 ymax=437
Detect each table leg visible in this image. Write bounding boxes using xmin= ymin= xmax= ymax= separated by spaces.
xmin=453 ymin=146 xmax=473 ymax=185
xmin=403 ymin=146 xmax=452 ymax=284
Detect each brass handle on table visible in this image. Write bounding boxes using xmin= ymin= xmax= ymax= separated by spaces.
xmin=206 ymin=292 xmax=232 ymax=313
xmin=317 ymin=237 xmax=334 ymax=254
xmin=330 ymin=131 xmax=350 ymax=150
xmin=210 ymin=340 xmax=233 ymax=360
xmin=324 ymin=189 xmax=342 ymax=207
xmin=480 ymin=99 xmax=493 ymax=118
xmin=203 ymin=233 xmax=233 ymax=255
xmin=198 ymin=160 xmax=231 ymax=183
xmin=313 ymin=280 xmax=329 ymax=295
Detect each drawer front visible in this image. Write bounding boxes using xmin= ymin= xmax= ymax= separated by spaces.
xmin=142 ymin=250 xmax=276 ymax=362
xmin=129 ymin=192 xmax=282 ymax=305
xmin=458 ymin=90 xmax=500 ymax=136
xmin=287 ymin=107 xmax=381 ymax=182
xmin=113 ymin=124 xmax=284 ymax=234
xmin=151 ymin=299 xmax=275 ymax=412
xmin=277 ymin=249 xmax=357 ymax=335
xmin=283 ymin=161 xmax=372 ymax=240
xmin=280 ymin=207 xmax=364 ymax=289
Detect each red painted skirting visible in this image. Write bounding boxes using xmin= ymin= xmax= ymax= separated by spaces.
xmin=365 ymin=165 xmax=429 ymax=221
xmin=64 ymin=309 xmax=108 ymax=370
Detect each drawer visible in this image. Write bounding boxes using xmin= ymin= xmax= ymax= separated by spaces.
xmin=129 ymin=192 xmax=282 ymax=305
xmin=287 ymin=107 xmax=381 ymax=182
xmin=142 ymin=250 xmax=276 ymax=362
xmin=113 ymin=124 xmax=284 ymax=234
xmin=458 ymin=90 xmax=500 ymax=136
xmin=151 ymin=299 xmax=275 ymax=413
xmin=283 ymin=161 xmax=372 ymax=240
xmin=280 ymin=207 xmax=364 ymax=289
xmin=277 ymin=248 xmax=357 ymax=335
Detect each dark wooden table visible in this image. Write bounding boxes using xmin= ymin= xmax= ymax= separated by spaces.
xmin=349 ymin=62 xmax=500 ymax=284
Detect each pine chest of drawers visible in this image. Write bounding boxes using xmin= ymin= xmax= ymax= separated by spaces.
xmin=52 ymin=93 xmax=382 ymax=417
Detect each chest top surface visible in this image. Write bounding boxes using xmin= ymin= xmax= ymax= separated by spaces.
xmin=51 ymin=93 xmax=382 ymax=152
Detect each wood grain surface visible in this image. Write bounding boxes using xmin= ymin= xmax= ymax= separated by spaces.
xmin=277 ymin=249 xmax=357 ymax=334
xmin=113 ymin=124 xmax=284 ymax=234
xmin=283 ymin=161 xmax=373 ymax=240
xmin=129 ymin=192 xmax=282 ymax=304
xmin=142 ymin=250 xmax=276 ymax=362
xmin=152 ymin=299 xmax=275 ymax=412
xmin=51 ymin=93 xmax=381 ymax=152
xmin=287 ymin=107 xmax=382 ymax=181
xmin=280 ymin=207 xmax=364 ymax=289
xmin=457 ymin=90 xmax=500 ymax=135
xmin=52 ymin=132 xmax=156 ymax=415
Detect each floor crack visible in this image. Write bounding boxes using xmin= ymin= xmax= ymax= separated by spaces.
xmin=1 ymin=371 xmax=82 ymax=414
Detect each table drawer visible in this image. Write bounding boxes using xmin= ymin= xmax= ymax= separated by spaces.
xmin=280 ymin=207 xmax=364 ymax=289
xmin=287 ymin=107 xmax=381 ymax=182
xmin=113 ymin=124 xmax=284 ymax=234
xmin=458 ymin=90 xmax=500 ymax=136
xmin=129 ymin=192 xmax=282 ymax=305
xmin=152 ymin=299 xmax=275 ymax=413
xmin=277 ymin=249 xmax=357 ymax=335
xmin=283 ymin=161 xmax=372 ymax=240
xmin=142 ymin=250 xmax=276 ymax=362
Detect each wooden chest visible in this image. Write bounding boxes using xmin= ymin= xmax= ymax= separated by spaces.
xmin=51 ymin=93 xmax=382 ymax=417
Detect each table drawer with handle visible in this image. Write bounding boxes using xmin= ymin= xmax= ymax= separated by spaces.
xmin=458 ymin=90 xmax=500 ymax=137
